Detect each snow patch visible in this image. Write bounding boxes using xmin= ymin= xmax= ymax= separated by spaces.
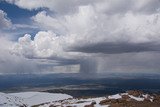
xmin=129 ymin=95 xmax=144 ymax=101
xmin=108 ymin=94 xmax=122 ymax=99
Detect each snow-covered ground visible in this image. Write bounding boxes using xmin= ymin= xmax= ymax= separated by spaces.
xmin=0 ymin=92 xmax=72 ymax=107
xmin=0 ymin=92 xmax=24 ymax=107
xmin=0 ymin=91 xmax=156 ymax=107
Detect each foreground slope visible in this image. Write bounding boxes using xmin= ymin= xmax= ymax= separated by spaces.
xmin=0 ymin=90 xmax=160 ymax=107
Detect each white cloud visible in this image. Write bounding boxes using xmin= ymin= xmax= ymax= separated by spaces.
xmin=0 ymin=37 xmax=38 ymax=74
xmin=0 ymin=10 xmax=12 ymax=29
xmin=94 ymin=0 xmax=160 ymax=15
xmin=32 ymin=11 xmax=66 ymax=34
xmin=13 ymin=31 xmax=68 ymax=58
xmin=6 ymin=0 xmax=160 ymax=45
xmin=13 ymin=34 xmax=34 ymax=58
xmin=5 ymin=0 xmax=45 ymax=10
xmin=0 ymin=35 xmax=76 ymax=74
xmin=5 ymin=0 xmax=160 ymax=15
xmin=32 ymin=5 xmax=160 ymax=46
xmin=33 ymin=31 xmax=64 ymax=57
xmin=5 ymin=0 xmax=97 ymax=14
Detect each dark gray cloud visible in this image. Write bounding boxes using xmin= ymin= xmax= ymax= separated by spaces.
xmin=69 ymin=42 xmax=160 ymax=54
xmin=46 ymin=57 xmax=80 ymax=66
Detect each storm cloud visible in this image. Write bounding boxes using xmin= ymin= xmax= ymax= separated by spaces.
xmin=1 ymin=0 xmax=160 ymax=74
xmin=69 ymin=42 xmax=160 ymax=54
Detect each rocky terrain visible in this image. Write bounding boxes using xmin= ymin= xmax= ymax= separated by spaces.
xmin=0 ymin=90 xmax=160 ymax=107
xmin=34 ymin=90 xmax=160 ymax=107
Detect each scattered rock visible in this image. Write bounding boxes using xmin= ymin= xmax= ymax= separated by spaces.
xmin=84 ymin=104 xmax=94 ymax=107
xmin=76 ymin=101 xmax=88 ymax=104
xmin=110 ymin=99 xmax=118 ymax=103
xmin=91 ymin=101 xmax=96 ymax=105
xmin=121 ymin=95 xmax=130 ymax=100
xmin=127 ymin=90 xmax=143 ymax=97
xmin=153 ymin=95 xmax=160 ymax=102
xmin=49 ymin=105 xmax=57 ymax=107
xmin=117 ymin=98 xmax=126 ymax=103
xmin=84 ymin=101 xmax=96 ymax=107
xmin=99 ymin=99 xmax=111 ymax=105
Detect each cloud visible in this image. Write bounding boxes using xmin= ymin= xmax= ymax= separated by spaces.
xmin=0 ymin=9 xmax=12 ymax=29
xmin=7 ymin=0 xmax=160 ymax=45
xmin=5 ymin=0 xmax=99 ymax=14
xmin=32 ymin=5 xmax=160 ymax=42
xmin=69 ymin=42 xmax=160 ymax=54
xmin=97 ymin=52 xmax=160 ymax=73
xmin=2 ymin=0 xmax=160 ymax=73
xmin=32 ymin=11 xmax=66 ymax=34
xmin=0 ymin=35 xmax=79 ymax=74
xmin=13 ymin=31 xmax=64 ymax=58
xmin=95 ymin=0 xmax=160 ymax=15
xmin=30 ymin=5 xmax=160 ymax=55
xmin=0 ymin=37 xmax=38 ymax=74
xmin=5 ymin=0 xmax=160 ymax=15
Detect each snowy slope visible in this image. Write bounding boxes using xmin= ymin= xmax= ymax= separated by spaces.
xmin=0 ymin=92 xmax=72 ymax=107
xmin=0 ymin=92 xmax=25 ymax=107
xmin=9 ymin=92 xmax=72 ymax=106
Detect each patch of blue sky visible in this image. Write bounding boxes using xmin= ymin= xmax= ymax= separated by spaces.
xmin=0 ymin=1 xmax=41 ymax=24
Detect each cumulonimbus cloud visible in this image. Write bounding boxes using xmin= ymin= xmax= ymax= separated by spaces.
xmin=1 ymin=0 xmax=160 ymax=73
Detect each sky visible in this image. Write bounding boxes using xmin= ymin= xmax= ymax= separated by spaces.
xmin=0 ymin=0 xmax=160 ymax=74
